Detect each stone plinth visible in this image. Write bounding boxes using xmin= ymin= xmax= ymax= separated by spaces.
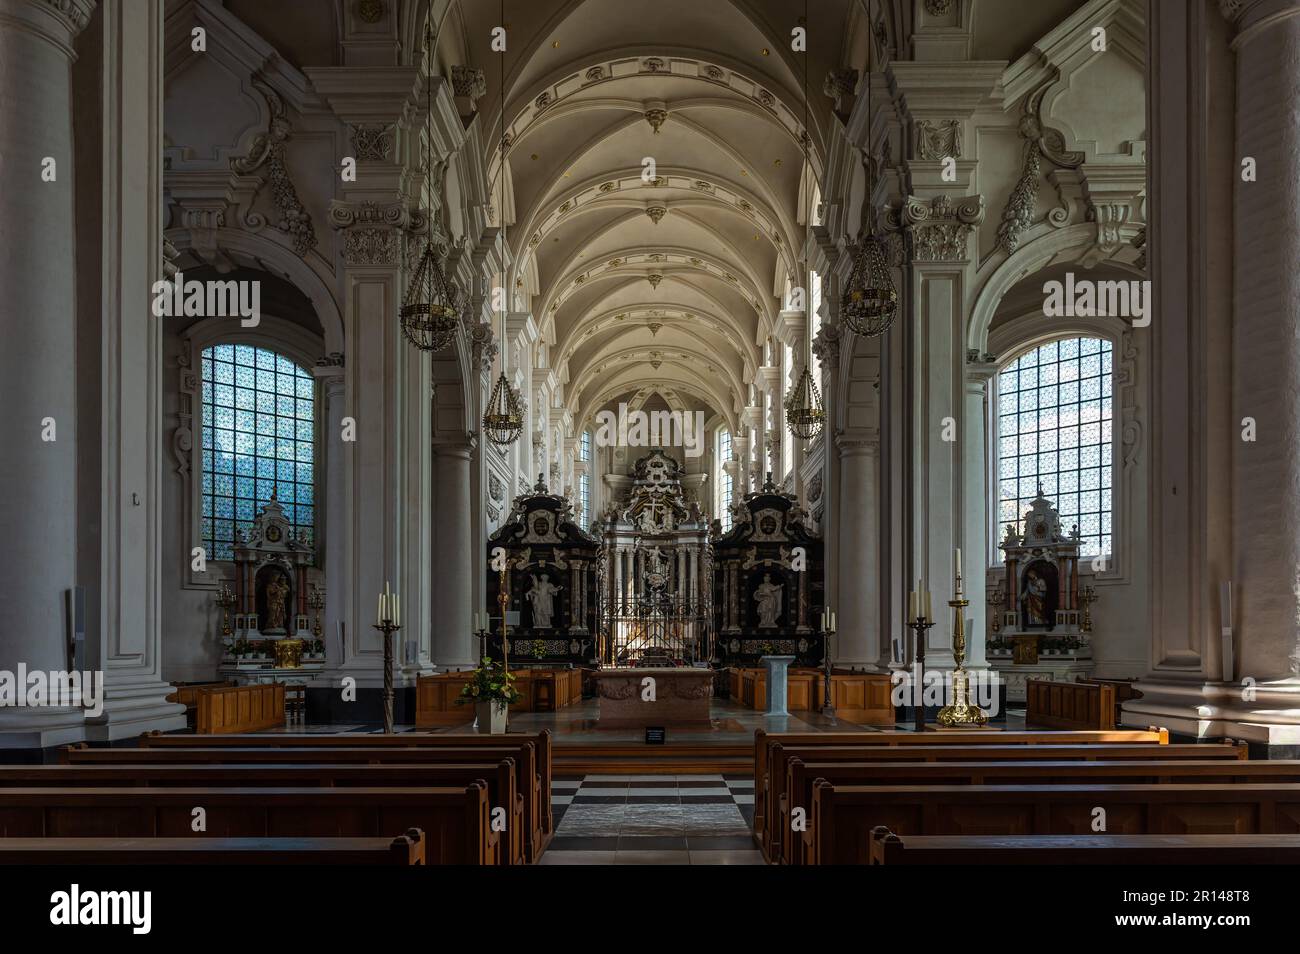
xmin=595 ymin=667 xmax=714 ymax=727
xmin=762 ymin=655 xmax=796 ymax=716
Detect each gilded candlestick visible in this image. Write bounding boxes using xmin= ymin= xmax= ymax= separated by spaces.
xmin=936 ymin=570 xmax=987 ymax=727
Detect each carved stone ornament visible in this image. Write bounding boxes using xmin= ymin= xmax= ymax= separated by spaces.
xmin=903 ymin=194 xmax=985 ymax=263
xmin=807 ymin=473 xmax=823 ymax=502
xmin=451 ymin=65 xmax=487 ymax=101
xmin=349 ymin=124 xmax=393 ymax=162
xmin=811 ymin=322 xmax=842 ymax=371
xmin=925 ymin=0 xmax=954 ymax=13
xmin=229 ymin=79 xmax=318 ymax=256
xmin=489 ymin=473 xmax=505 ymax=503
xmin=343 ymin=228 xmax=399 ymax=266
xmin=996 ymin=83 xmax=1085 ymax=255
xmin=822 ymin=69 xmax=858 ymax=107
xmin=915 ymin=118 xmax=963 ymax=160
xmin=357 ymin=0 xmax=384 ymax=24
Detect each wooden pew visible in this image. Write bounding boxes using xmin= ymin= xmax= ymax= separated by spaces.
xmin=135 ymin=729 xmax=554 ymax=837
xmin=1026 ymin=678 xmax=1115 ymax=730
xmin=62 ymin=743 xmax=547 ymax=862
xmin=782 ymin=757 xmax=1300 ymax=865
xmin=752 ymin=727 xmax=1172 ymax=850
xmin=0 ymin=786 xmax=494 ymax=864
xmin=0 ymin=761 xmax=525 ymax=866
xmin=811 ymin=782 xmax=1300 ymax=864
xmin=867 ymin=827 xmax=1300 ymax=865
xmin=1076 ymin=677 xmax=1144 ymax=727
xmin=196 ymin=683 xmax=285 ymax=734
xmin=758 ymin=735 xmax=1237 ymax=860
xmin=0 ymin=831 xmax=426 ymax=865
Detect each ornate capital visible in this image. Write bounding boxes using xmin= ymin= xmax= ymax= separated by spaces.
xmin=811 ymin=322 xmax=843 ymax=370
xmin=451 ymin=65 xmax=486 ymax=101
xmin=902 ymin=194 xmax=984 ymax=263
xmin=822 ymin=69 xmax=858 ymax=113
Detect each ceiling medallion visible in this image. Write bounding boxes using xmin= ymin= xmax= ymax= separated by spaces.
xmin=482 ymin=373 xmax=524 ymax=446
xmin=644 ymin=107 xmax=669 ymax=134
xmin=840 ymin=234 xmax=898 ymax=338
xmin=646 ymin=203 xmax=667 ymax=225
xmin=647 ymin=273 xmax=664 ymax=290
xmin=784 ymin=365 xmax=825 ymax=441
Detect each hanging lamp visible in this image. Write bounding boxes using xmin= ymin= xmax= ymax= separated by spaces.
xmin=400 ymin=25 xmax=461 ymax=353
xmin=784 ymin=364 xmax=825 ymax=440
xmin=839 ymin=67 xmax=897 ymax=339
xmin=480 ymin=0 xmax=523 ymax=445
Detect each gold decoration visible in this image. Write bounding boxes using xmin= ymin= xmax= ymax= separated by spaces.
xmin=840 ymin=235 xmax=898 ymax=337
xmin=483 ymin=372 xmax=524 ymax=445
xmin=784 ymin=364 xmax=825 ymax=440
xmin=936 ymin=569 xmax=988 ymax=726
xmin=273 ymin=638 xmax=304 ymax=669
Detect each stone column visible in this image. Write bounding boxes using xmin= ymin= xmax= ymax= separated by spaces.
xmin=432 ymin=440 xmax=475 ymax=669
xmin=836 ymin=435 xmax=882 ymax=669
xmin=0 ymin=0 xmax=98 ymax=746
xmin=1230 ymin=0 xmax=1300 ymax=725
xmin=314 ymin=362 xmax=347 ymax=673
xmin=961 ymin=359 xmax=998 ymax=669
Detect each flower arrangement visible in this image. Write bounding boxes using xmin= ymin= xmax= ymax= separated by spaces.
xmin=456 ymin=658 xmax=520 ymax=706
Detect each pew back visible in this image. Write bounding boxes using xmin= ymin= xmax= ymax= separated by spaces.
xmin=0 ymin=786 xmax=493 ymax=864
xmin=0 ymin=832 xmax=427 ymax=865
xmin=1026 ymin=678 xmax=1116 ymax=730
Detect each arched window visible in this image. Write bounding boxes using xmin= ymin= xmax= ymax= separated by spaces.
xmin=996 ymin=336 xmax=1113 ymax=557
xmin=201 ymin=344 xmax=316 ymax=561
xmin=718 ymin=429 xmax=734 ymax=531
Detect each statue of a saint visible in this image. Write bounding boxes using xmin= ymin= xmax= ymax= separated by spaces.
xmin=525 ymin=572 xmax=561 ymax=629
xmin=753 ymin=573 xmax=783 ymax=629
xmin=264 ymin=574 xmax=290 ymax=633
xmin=1021 ymin=569 xmax=1048 ymax=626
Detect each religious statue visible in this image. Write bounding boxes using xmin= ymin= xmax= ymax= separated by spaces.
xmin=753 ymin=573 xmax=783 ymax=629
xmin=264 ymin=574 xmax=290 ymax=633
xmin=525 ymin=572 xmax=562 ymax=629
xmin=1021 ymin=569 xmax=1048 ymax=626
xmin=644 ymin=545 xmax=665 ymax=574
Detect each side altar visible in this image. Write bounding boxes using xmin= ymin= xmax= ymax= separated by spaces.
xmin=217 ymin=493 xmax=326 ymax=685
xmin=987 ymin=488 xmax=1094 ymax=702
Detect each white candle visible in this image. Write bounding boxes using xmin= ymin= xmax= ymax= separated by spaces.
xmin=923 ymin=590 xmax=932 ymax=620
xmin=377 ymin=592 xmax=383 ymax=625
xmin=908 ymin=591 xmax=917 ymax=625
xmin=830 ymin=610 xmax=836 ymax=632
xmin=394 ymin=593 xmax=400 ymax=627
xmin=955 ymin=548 xmax=962 ymax=578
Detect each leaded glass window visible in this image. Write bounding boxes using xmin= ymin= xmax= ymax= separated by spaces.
xmin=996 ymin=337 xmax=1113 ymax=558
xmin=719 ymin=429 xmax=733 ymax=531
xmin=200 ymin=344 xmax=316 ymax=561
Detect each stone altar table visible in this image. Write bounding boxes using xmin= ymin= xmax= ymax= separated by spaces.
xmin=595 ymin=667 xmax=714 ymax=727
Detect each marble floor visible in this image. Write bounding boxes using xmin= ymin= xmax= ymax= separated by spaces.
xmin=538 ymin=773 xmax=763 ymax=865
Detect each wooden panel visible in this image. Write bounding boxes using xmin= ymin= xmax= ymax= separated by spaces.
xmin=196 ymin=683 xmax=284 ymax=734
xmin=0 ymin=833 xmax=426 ymax=865
xmin=1027 ymin=679 xmax=1116 ymax=730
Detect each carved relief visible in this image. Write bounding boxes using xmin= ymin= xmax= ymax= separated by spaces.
xmin=344 ymin=227 xmax=399 ymax=266
xmin=903 ymin=194 xmax=985 ymax=263
xmin=996 ymin=84 xmax=1085 ymax=256
xmin=451 ymin=65 xmax=486 ymax=101
xmin=915 ymin=119 xmax=962 ymax=160
xmin=349 ymin=124 xmax=393 ymax=162
xmin=229 ymin=80 xmax=317 ymax=256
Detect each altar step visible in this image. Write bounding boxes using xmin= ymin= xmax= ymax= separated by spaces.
xmin=554 ymin=743 xmax=753 ymax=776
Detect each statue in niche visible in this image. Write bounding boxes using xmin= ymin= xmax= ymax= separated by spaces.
xmin=526 ymin=572 xmax=562 ymax=629
xmin=753 ymin=573 xmax=783 ymax=629
xmin=1020 ymin=561 xmax=1058 ymax=629
xmin=264 ymin=574 xmax=290 ymax=634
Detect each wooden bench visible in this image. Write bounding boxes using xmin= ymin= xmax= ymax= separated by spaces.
xmin=135 ymin=729 xmax=553 ymax=836
xmin=0 ymin=786 xmax=494 ymax=864
xmin=762 ymin=741 xmax=1246 ymax=861
xmin=867 ymin=827 xmax=1300 ymax=865
xmin=752 ymin=728 xmax=1173 ymax=849
xmin=0 ymin=761 xmax=526 ymax=866
xmin=1026 ymin=678 xmax=1115 ymax=730
xmin=811 ymin=781 xmax=1300 ymax=864
xmin=196 ymin=683 xmax=285 ymax=734
xmin=781 ymin=757 xmax=1300 ymax=865
xmin=1077 ymin=677 xmax=1144 ymax=727
xmin=63 ymin=743 xmax=547 ymax=862
xmin=0 ymin=831 xmax=426 ymax=865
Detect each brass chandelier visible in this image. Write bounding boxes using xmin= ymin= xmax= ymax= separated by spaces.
xmin=400 ymin=25 xmax=461 ymax=353
xmin=840 ymin=233 xmax=897 ymax=338
xmin=480 ymin=0 xmax=523 ymax=446
xmin=784 ymin=364 xmax=825 ymax=441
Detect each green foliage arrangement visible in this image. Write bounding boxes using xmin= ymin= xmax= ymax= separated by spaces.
xmin=456 ymin=658 xmax=521 ymax=706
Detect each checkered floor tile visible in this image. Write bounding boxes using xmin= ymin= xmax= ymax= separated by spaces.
xmin=540 ymin=774 xmax=763 ymax=865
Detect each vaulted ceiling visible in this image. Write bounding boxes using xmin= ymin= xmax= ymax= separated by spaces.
xmin=444 ymin=0 xmax=851 ymax=434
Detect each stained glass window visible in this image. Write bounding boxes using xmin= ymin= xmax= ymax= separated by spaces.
xmin=579 ymin=472 xmax=590 ymax=527
xmin=200 ymin=344 xmax=316 ymax=561
xmin=996 ymin=337 xmax=1113 ymax=558
xmin=719 ymin=429 xmax=734 ymax=531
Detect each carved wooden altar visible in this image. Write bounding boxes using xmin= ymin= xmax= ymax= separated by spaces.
xmin=484 ymin=475 xmax=600 ymax=666
xmin=711 ymin=475 xmax=825 ymax=667
xmin=989 ymin=488 xmax=1092 ymax=701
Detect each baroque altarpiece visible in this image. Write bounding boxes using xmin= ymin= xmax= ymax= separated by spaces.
xmin=483 ymin=477 xmax=600 ymax=667
xmin=712 ymin=476 xmax=826 ymax=667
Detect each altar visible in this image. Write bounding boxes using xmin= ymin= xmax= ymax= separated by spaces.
xmin=594 ymin=667 xmax=714 ymax=727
